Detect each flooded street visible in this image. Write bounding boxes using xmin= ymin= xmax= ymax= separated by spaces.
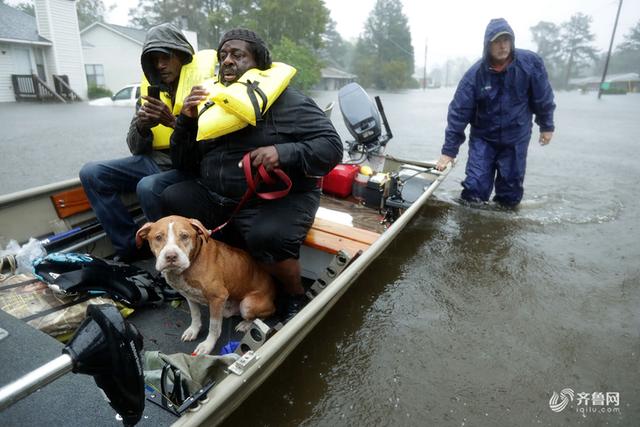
xmin=2 ymin=89 xmax=640 ymax=425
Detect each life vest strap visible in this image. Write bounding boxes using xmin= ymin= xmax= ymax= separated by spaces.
xmin=243 ymin=80 xmax=268 ymax=122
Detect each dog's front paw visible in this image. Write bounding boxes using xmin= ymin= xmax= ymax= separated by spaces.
xmin=192 ymin=339 xmax=215 ymax=356
xmin=181 ymin=325 xmax=200 ymax=342
xmin=235 ymin=320 xmax=253 ymax=333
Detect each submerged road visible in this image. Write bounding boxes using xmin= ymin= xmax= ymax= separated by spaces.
xmin=1 ymin=89 xmax=639 ymax=426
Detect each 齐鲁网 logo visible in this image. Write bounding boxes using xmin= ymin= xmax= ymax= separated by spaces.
xmin=549 ymin=388 xmax=574 ymax=412
xmin=549 ymin=388 xmax=621 ymax=415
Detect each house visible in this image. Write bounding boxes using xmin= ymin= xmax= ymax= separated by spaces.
xmin=0 ymin=0 xmax=87 ymax=102
xmin=80 ymin=22 xmax=146 ymax=93
xmin=0 ymin=0 xmax=199 ymax=103
xmin=568 ymin=73 xmax=640 ymax=93
xmin=315 ymin=67 xmax=357 ymax=91
xmin=80 ymin=22 xmax=198 ymax=93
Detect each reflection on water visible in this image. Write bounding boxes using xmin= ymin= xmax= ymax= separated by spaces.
xmin=434 ymin=191 xmax=625 ymax=225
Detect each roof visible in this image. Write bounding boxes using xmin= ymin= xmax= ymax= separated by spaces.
xmin=80 ymin=22 xmax=146 ymax=45
xmin=321 ymin=67 xmax=356 ymax=80
xmin=569 ymin=73 xmax=640 ymax=85
xmin=0 ymin=3 xmax=51 ymax=45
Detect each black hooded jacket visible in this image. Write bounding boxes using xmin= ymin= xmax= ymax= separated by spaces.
xmin=125 ymin=23 xmax=195 ymax=167
xmin=170 ymin=87 xmax=343 ymax=199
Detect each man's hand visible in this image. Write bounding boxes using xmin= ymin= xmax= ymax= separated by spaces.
xmin=249 ymin=146 xmax=280 ymax=172
xmin=539 ymin=131 xmax=553 ymax=146
xmin=137 ymin=96 xmax=176 ymax=130
xmin=181 ymin=86 xmax=209 ymax=118
xmin=436 ymin=154 xmax=454 ymax=171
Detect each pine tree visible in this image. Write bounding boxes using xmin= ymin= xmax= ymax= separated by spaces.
xmin=560 ymin=13 xmax=598 ymax=87
xmin=352 ymin=0 xmax=414 ymax=89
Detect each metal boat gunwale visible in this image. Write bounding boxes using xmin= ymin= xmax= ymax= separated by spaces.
xmin=175 ymin=155 xmax=450 ymax=426
xmin=0 ymin=155 xmax=450 ymax=426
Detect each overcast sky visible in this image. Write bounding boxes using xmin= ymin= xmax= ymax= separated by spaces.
xmin=101 ymin=0 xmax=639 ymax=70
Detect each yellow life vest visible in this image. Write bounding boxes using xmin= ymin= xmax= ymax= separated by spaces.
xmin=196 ymin=78 xmax=249 ymax=141
xmin=140 ymin=49 xmax=217 ymax=149
xmin=212 ymin=62 xmax=296 ymax=126
xmin=196 ymin=62 xmax=297 ymax=141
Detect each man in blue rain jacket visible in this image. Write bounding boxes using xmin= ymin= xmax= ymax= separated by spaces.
xmin=435 ymin=18 xmax=556 ymax=207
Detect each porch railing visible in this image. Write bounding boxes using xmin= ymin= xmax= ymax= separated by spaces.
xmin=11 ymin=74 xmax=82 ymax=103
xmin=53 ymin=75 xmax=83 ymax=102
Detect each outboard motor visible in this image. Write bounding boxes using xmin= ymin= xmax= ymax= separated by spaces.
xmin=339 ymin=83 xmax=382 ymax=145
xmin=338 ymin=83 xmax=392 ymax=156
xmin=0 ymin=304 xmax=144 ymax=426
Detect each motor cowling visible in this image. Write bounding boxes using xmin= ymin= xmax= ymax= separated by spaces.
xmin=64 ymin=304 xmax=144 ymax=426
xmin=338 ymin=82 xmax=382 ymax=146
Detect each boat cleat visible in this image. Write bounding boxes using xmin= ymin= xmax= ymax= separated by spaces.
xmin=306 ymin=250 xmax=352 ymax=300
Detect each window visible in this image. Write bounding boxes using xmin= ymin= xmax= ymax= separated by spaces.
xmin=85 ymin=64 xmax=105 ymax=87
xmin=113 ymin=86 xmax=133 ymax=100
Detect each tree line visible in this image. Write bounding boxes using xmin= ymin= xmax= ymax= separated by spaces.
xmin=3 ymin=0 xmax=452 ymax=90
xmin=5 ymin=0 xmax=414 ymax=91
xmin=6 ymin=0 xmax=639 ymax=91
xmin=120 ymin=0 xmax=416 ymax=90
xmin=531 ymin=13 xmax=640 ymax=89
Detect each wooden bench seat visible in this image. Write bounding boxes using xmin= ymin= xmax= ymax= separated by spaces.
xmin=51 ymin=186 xmax=91 ymax=219
xmin=50 ymin=186 xmax=381 ymax=257
xmin=304 ymin=217 xmax=381 ymax=257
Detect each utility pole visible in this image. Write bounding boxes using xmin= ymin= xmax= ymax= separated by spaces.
xmin=598 ymin=0 xmax=623 ymax=99
xmin=423 ymin=38 xmax=428 ymax=90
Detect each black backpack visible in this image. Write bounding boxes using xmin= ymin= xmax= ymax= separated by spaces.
xmin=33 ymin=253 xmax=164 ymax=308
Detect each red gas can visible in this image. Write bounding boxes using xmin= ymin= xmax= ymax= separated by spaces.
xmin=322 ymin=164 xmax=359 ymax=197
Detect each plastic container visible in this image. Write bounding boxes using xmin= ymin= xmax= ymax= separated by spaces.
xmin=322 ymin=164 xmax=359 ymax=198
xmin=352 ymin=173 xmax=369 ymax=201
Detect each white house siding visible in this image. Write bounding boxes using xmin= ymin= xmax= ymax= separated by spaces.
xmin=0 ymin=43 xmax=16 ymax=102
xmin=34 ymin=0 xmax=87 ymax=98
xmin=81 ymin=25 xmax=143 ymax=93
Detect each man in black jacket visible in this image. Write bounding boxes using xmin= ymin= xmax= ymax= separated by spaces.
xmin=162 ymin=29 xmax=343 ymax=320
xmin=80 ymin=24 xmax=202 ymax=261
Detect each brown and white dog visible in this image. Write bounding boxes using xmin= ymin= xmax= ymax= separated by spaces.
xmin=135 ymin=215 xmax=276 ymax=355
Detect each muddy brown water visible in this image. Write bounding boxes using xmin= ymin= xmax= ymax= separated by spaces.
xmin=1 ymin=89 xmax=639 ymax=426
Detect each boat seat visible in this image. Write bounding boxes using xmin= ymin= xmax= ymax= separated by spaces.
xmin=51 ymin=186 xmax=91 ymax=218
xmin=49 ymin=186 xmax=382 ymax=258
xmin=304 ymin=217 xmax=380 ymax=257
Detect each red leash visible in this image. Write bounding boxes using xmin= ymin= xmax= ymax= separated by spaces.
xmin=209 ymin=152 xmax=292 ymax=235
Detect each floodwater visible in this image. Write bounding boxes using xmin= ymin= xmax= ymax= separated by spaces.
xmin=2 ymin=89 xmax=640 ymax=426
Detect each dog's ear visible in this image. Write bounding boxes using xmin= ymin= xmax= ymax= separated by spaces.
xmin=189 ymin=218 xmax=210 ymax=242
xmin=135 ymin=222 xmax=154 ymax=248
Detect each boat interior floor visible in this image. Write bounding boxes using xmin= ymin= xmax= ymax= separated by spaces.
xmin=124 ymin=193 xmax=385 ymax=356
xmin=0 ymin=193 xmax=386 ymax=424
xmin=128 ymin=257 xmax=317 ymax=356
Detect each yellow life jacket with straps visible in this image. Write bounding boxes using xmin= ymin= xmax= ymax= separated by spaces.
xmin=196 ymin=62 xmax=297 ymax=141
xmin=140 ymin=49 xmax=217 ymax=150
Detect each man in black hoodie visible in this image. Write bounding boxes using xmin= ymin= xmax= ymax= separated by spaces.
xmin=80 ymin=23 xmax=208 ymax=262
xmin=162 ymin=29 xmax=343 ymax=320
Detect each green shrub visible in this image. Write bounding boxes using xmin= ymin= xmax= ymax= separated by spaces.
xmin=88 ymin=85 xmax=112 ymax=99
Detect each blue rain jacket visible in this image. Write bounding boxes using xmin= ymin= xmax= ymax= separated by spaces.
xmin=442 ymin=18 xmax=556 ymax=158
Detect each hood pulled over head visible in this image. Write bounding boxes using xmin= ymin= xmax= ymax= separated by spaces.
xmin=483 ymin=18 xmax=515 ymax=61
xmin=141 ymin=23 xmax=194 ymax=88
